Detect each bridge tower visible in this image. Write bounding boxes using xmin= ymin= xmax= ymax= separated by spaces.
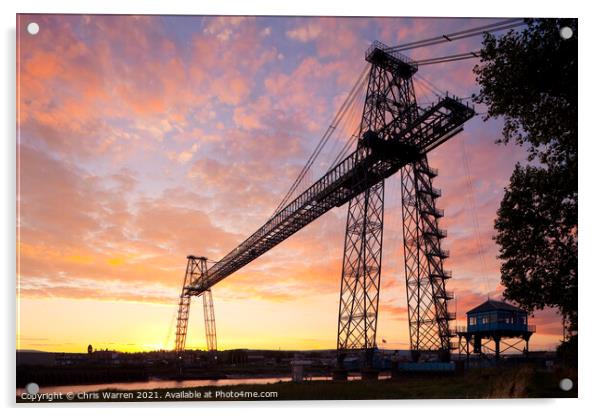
xmin=175 ymin=256 xmax=217 ymax=352
xmin=336 ymin=42 xmax=455 ymax=369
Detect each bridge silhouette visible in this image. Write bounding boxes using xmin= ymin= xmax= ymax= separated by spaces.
xmin=172 ymin=19 xmax=526 ymax=373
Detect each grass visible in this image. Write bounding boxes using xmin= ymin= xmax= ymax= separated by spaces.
xmin=16 ymin=365 xmax=577 ymax=403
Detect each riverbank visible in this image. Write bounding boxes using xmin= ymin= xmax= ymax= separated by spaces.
xmin=16 ymin=365 xmax=577 ymax=402
xmin=17 ymin=364 xmax=300 ymax=388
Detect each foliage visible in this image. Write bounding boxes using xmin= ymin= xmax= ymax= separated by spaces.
xmin=556 ymin=334 xmax=578 ymax=367
xmin=473 ymin=19 xmax=577 ymax=333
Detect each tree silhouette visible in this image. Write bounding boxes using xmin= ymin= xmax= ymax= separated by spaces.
xmin=473 ymin=19 xmax=577 ymax=336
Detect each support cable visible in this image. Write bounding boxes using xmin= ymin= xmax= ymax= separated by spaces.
xmin=414 ymin=75 xmax=444 ymax=101
xmin=323 ymin=83 xmax=364 ymax=171
xmin=328 ymin=93 xmax=365 ymax=169
xmin=415 ymin=51 xmax=482 ymax=66
xmin=164 ymin=305 xmax=178 ymax=349
xmin=460 ymin=136 xmax=494 ymax=297
xmin=270 ymin=64 xmax=370 ymax=217
xmin=385 ymin=19 xmax=525 ymax=53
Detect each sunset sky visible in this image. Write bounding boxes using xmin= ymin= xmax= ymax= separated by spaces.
xmin=17 ymin=14 xmax=563 ymax=353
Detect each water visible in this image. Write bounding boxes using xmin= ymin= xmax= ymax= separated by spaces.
xmin=16 ymin=377 xmax=297 ymax=395
xmin=17 ymin=374 xmax=390 ymax=395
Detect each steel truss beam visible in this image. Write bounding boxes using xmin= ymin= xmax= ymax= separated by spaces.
xmin=175 ymin=256 xmax=217 ymax=352
xmin=185 ymin=97 xmax=474 ymax=296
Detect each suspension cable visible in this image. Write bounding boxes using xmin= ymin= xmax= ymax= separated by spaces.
xmin=270 ymin=64 xmax=370 ymax=217
xmin=328 ymin=111 xmax=362 ymax=169
xmin=385 ymin=18 xmax=525 ymax=53
xmin=460 ymin=136 xmax=494 ymax=297
xmin=323 ymin=78 xmax=364 ymax=167
xmin=414 ymin=73 xmax=444 ymax=98
xmin=328 ymin=91 xmax=365 ymax=169
xmin=415 ymin=50 xmax=482 ymax=66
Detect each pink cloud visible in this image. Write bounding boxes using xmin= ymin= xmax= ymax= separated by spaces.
xmin=286 ymin=23 xmax=322 ymax=42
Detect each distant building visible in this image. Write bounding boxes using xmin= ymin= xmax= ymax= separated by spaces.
xmin=87 ymin=344 xmax=93 ymax=354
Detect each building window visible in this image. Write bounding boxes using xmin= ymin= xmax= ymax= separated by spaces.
xmin=469 ymin=317 xmax=476 ymax=325
xmin=482 ymin=315 xmax=489 ymax=324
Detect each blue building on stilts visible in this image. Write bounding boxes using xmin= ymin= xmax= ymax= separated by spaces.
xmin=457 ymin=299 xmax=535 ymax=363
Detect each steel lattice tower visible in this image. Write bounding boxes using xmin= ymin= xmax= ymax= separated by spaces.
xmin=174 ymin=41 xmax=473 ymax=360
xmin=175 ymin=256 xmax=217 ymax=352
xmin=401 ymin=159 xmax=454 ymax=360
xmin=337 ymin=42 xmax=454 ymax=364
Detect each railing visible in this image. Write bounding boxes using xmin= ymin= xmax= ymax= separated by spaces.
xmin=416 ymin=165 xmax=438 ymax=177
xmin=366 ymin=40 xmax=417 ymax=68
xmin=430 ymin=270 xmax=452 ymax=280
xmin=417 ymin=186 xmax=441 ymax=198
xmin=421 ymin=207 xmax=444 ymax=218
xmin=436 ymin=291 xmax=454 ymax=300
xmin=466 ymin=322 xmax=535 ymax=333
xmin=456 ymin=325 xmax=467 ymax=333
xmin=428 ymin=249 xmax=450 ymax=258
xmin=424 ymin=228 xmax=447 ymax=239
